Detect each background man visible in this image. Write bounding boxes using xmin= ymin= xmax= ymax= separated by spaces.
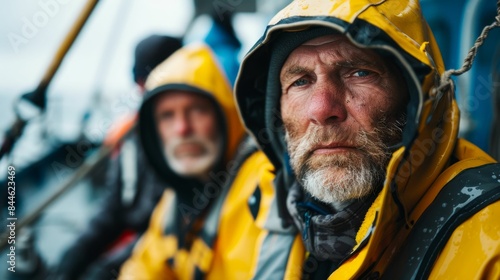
xmin=235 ymin=0 xmax=500 ymax=278
xmin=120 ymin=42 xmax=305 ymax=279
xmin=119 ymin=42 xmax=239 ymax=278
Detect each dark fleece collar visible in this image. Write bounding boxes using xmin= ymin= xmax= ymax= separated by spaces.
xmin=286 ymin=181 xmax=376 ymax=265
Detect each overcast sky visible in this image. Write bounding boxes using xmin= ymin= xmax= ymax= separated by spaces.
xmin=1 ymin=1 xmax=194 ymax=96
xmin=0 ymin=1 xmax=270 ymax=141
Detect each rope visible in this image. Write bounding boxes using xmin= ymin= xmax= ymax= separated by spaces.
xmin=434 ymin=0 xmax=500 ymax=94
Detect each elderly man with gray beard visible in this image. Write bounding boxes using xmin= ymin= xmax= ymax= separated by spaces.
xmin=234 ymin=0 xmax=500 ymax=278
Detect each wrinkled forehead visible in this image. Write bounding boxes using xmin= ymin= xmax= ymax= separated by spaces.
xmin=300 ymin=34 xmax=345 ymax=46
xmin=281 ymin=33 xmax=381 ymax=70
xmin=288 ymin=33 xmax=375 ymax=58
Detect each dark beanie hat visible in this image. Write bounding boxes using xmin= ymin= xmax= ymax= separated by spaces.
xmin=132 ymin=35 xmax=183 ymax=84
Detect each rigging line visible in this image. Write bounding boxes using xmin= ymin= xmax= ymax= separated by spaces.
xmin=0 ymin=0 xmax=100 ymax=161
xmin=40 ymin=0 xmax=100 ymax=89
xmin=78 ymin=0 xmax=134 ymax=143
xmin=0 ymin=123 xmax=137 ymax=251
xmin=435 ymin=0 xmax=500 ymax=94
xmin=88 ymin=0 xmax=134 ymax=110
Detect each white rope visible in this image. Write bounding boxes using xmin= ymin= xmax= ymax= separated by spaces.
xmin=434 ymin=0 xmax=500 ymax=95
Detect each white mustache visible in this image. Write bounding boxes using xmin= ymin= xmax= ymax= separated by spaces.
xmin=286 ymin=126 xmax=362 ymax=161
xmin=167 ymin=137 xmax=209 ymax=156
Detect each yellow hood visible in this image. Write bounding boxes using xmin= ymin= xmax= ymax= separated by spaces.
xmin=235 ymin=0 xmax=449 ymax=167
xmin=140 ymin=43 xmax=245 ymax=188
xmin=234 ymin=0 xmax=477 ymax=276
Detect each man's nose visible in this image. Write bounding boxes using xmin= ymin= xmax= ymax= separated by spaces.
xmin=307 ymin=81 xmax=347 ymax=125
xmin=173 ymin=113 xmax=192 ymax=136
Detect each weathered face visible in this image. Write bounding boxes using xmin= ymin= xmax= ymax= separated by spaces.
xmin=280 ymin=34 xmax=408 ymax=206
xmin=154 ymin=91 xmax=221 ymax=180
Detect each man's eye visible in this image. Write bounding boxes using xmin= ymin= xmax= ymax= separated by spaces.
xmin=158 ymin=112 xmax=173 ymax=120
xmin=292 ymin=78 xmax=309 ymax=87
xmin=352 ymin=70 xmax=371 ymax=77
xmin=191 ymin=105 xmax=210 ymax=114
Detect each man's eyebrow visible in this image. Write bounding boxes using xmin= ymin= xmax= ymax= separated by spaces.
xmin=281 ymin=58 xmax=384 ymax=81
xmin=281 ymin=66 xmax=312 ymax=80
xmin=334 ymin=59 xmax=379 ymax=68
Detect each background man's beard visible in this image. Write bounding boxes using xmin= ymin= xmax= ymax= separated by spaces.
xmin=164 ymin=136 xmax=221 ymax=179
xmin=285 ymin=116 xmax=404 ymax=205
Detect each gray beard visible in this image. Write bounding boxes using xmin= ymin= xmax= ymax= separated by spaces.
xmin=299 ymin=155 xmax=386 ymax=206
xmin=285 ymin=115 xmax=405 ymax=206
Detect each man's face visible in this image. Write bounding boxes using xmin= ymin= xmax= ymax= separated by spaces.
xmin=280 ymin=34 xmax=407 ymax=205
xmin=154 ymin=91 xmax=221 ymax=180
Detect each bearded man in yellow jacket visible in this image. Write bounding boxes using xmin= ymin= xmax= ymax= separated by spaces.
xmin=234 ymin=0 xmax=500 ymax=279
xmin=119 ymin=43 xmax=304 ymax=279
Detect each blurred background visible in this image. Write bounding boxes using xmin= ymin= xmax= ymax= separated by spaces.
xmin=0 ymin=0 xmax=498 ymax=279
xmin=0 ymin=1 xmax=289 ymax=278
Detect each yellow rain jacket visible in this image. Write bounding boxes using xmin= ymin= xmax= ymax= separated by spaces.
xmin=234 ymin=0 xmax=500 ymax=279
xmin=119 ymin=43 xmax=303 ymax=279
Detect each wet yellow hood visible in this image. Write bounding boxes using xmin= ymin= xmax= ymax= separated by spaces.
xmin=269 ymin=0 xmax=445 ymax=77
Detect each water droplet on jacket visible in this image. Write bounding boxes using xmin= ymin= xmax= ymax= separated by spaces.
xmin=248 ymin=195 xmax=256 ymax=204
